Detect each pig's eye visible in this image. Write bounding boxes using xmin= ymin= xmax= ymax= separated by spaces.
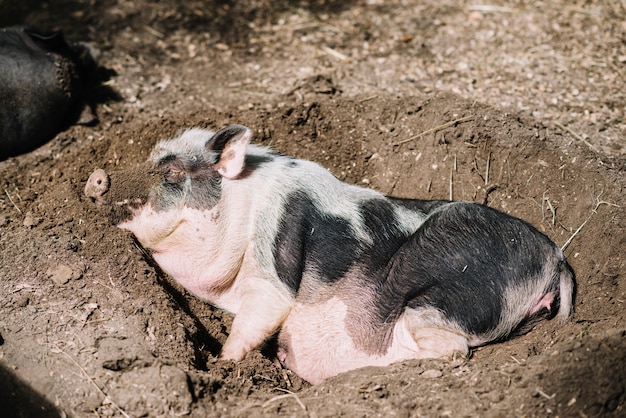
xmin=164 ymin=168 xmax=186 ymax=184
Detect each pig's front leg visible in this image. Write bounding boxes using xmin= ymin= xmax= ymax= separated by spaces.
xmin=220 ymin=279 xmax=293 ymax=361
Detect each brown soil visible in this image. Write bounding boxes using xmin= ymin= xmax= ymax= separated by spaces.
xmin=1 ymin=1 xmax=625 ymax=417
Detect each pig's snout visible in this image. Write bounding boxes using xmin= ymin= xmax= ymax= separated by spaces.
xmin=84 ymin=169 xmax=109 ymax=203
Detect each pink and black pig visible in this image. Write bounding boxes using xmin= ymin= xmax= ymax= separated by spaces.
xmin=85 ymin=125 xmax=575 ymax=384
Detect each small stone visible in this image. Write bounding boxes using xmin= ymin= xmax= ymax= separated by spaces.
xmin=421 ymin=369 xmax=443 ymax=378
xmin=483 ymin=390 xmax=504 ymax=403
xmin=23 ymin=211 xmax=40 ymax=228
xmin=16 ymin=295 xmax=29 ymax=307
xmin=47 ymin=264 xmax=73 ymax=285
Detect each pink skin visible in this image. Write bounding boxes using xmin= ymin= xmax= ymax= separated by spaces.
xmin=278 ymin=297 xmax=470 ymax=384
xmin=116 ymin=186 xmax=294 ymax=362
xmin=278 ymin=290 xmax=557 ymax=384
xmin=528 ymin=291 xmax=555 ymax=316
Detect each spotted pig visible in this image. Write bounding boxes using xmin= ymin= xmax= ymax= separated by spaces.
xmin=85 ymin=125 xmax=575 ymax=384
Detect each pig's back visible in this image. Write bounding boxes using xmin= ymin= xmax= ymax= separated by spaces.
xmin=237 ymin=148 xmax=430 ymax=298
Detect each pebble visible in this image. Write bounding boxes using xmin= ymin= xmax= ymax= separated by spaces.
xmin=23 ymin=211 xmax=41 ymax=228
xmin=421 ymin=369 xmax=443 ymax=378
xmin=16 ymin=295 xmax=29 ymax=307
xmin=47 ymin=264 xmax=74 ymax=285
xmin=483 ymin=390 xmax=504 ymax=403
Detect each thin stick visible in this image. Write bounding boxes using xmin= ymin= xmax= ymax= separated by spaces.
xmin=276 ymin=388 xmax=306 ymax=409
xmin=554 ymin=122 xmax=598 ymax=153
xmin=262 ymin=388 xmax=307 ymax=411
xmin=282 ymin=369 xmax=292 ymax=388
xmin=541 ymin=189 xmax=550 ymax=221
xmin=53 ymin=345 xmax=130 ymax=418
xmin=4 ymin=189 xmax=22 ymax=213
xmin=535 ymin=388 xmax=555 ymax=400
xmin=467 ymin=5 xmax=514 ymax=13
xmin=485 ymin=152 xmax=491 ymax=186
xmin=394 ymin=116 xmax=474 ymax=146
xmin=359 ymin=95 xmax=379 ymax=103
xmin=561 ymin=211 xmax=592 ymax=252
xmin=449 ymin=168 xmax=454 ymax=201
xmin=143 ymin=25 xmax=164 ymax=38
xmin=473 ymin=158 xmax=485 ymax=184
xmin=322 ymin=45 xmax=349 ymax=62
xmin=560 ymin=197 xmax=618 ymax=251
xmin=546 ymin=199 xmax=556 ymax=226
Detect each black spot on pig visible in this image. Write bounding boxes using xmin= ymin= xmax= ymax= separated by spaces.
xmin=0 ymin=26 xmax=116 ymax=160
xmin=276 ymin=195 xmax=440 ymax=295
xmin=242 ymin=153 xmax=275 ymax=173
xmin=273 ymin=191 xmax=360 ymax=294
xmin=359 ymin=199 xmax=415 ymax=273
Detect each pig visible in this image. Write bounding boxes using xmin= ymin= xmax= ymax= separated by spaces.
xmin=85 ymin=125 xmax=575 ymax=384
xmin=0 ymin=26 xmax=97 ymax=159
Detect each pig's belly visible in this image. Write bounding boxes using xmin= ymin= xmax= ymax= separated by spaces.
xmin=277 ymin=296 xmax=425 ymax=384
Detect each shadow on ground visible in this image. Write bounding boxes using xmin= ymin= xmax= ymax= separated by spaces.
xmin=0 ymin=362 xmax=64 ymax=418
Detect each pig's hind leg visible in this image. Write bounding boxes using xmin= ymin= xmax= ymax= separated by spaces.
xmin=392 ymin=307 xmax=471 ymax=361
xmin=382 ymin=201 xmax=573 ymax=362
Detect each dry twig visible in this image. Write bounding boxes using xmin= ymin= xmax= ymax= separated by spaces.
xmin=52 ymin=345 xmax=130 ymax=418
xmin=394 ymin=116 xmax=474 ymax=146
xmin=449 ymin=168 xmax=454 ymax=201
xmin=535 ymin=388 xmax=555 ymax=400
xmin=4 ymin=189 xmax=22 ymax=213
xmin=554 ymin=121 xmax=598 ymax=153
xmin=262 ymin=388 xmax=307 ymax=412
xmin=485 ymin=152 xmax=491 ymax=186
xmin=561 ymin=194 xmax=619 ymax=251
xmin=359 ymin=95 xmax=379 ymax=103
xmin=143 ymin=25 xmax=164 ymax=38
xmin=322 ymin=45 xmax=349 ymax=62
xmin=467 ymin=5 xmax=514 ymax=13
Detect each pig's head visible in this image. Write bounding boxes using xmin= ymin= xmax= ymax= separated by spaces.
xmin=84 ymin=125 xmax=251 ymax=248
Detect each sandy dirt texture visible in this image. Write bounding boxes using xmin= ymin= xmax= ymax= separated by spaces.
xmin=0 ymin=1 xmax=625 ymax=417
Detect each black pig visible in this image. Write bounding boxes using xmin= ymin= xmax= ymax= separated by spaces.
xmin=0 ymin=26 xmax=97 ymax=159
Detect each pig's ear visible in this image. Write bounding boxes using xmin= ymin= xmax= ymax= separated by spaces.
xmin=208 ymin=125 xmax=251 ymax=180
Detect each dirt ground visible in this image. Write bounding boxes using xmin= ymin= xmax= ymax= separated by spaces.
xmin=1 ymin=1 xmax=625 ymax=417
